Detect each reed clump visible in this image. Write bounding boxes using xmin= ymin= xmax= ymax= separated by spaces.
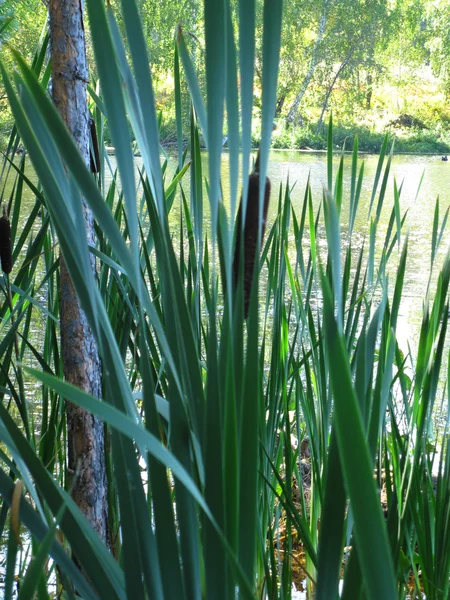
xmin=0 ymin=2 xmax=449 ymax=599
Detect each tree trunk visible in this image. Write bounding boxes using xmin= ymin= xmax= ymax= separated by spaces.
xmin=275 ymin=92 xmax=286 ymax=117
xmin=49 ymin=0 xmax=109 ymax=545
xmin=316 ymin=54 xmax=353 ymax=135
xmin=286 ymin=0 xmax=330 ymax=125
xmin=366 ymin=72 xmax=373 ymax=109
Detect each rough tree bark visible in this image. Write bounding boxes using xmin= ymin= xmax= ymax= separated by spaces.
xmin=48 ymin=0 xmax=109 ymax=545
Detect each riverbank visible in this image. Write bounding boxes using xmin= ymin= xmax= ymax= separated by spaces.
xmin=266 ymin=122 xmax=450 ymax=154
xmin=152 ymin=113 xmax=450 ymax=155
xmin=159 ymin=123 xmax=450 ymax=155
xmin=3 ymin=119 xmax=450 ymax=157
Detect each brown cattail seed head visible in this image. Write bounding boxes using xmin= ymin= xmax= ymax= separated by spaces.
xmin=0 ymin=204 xmax=12 ymax=274
xmin=233 ymin=172 xmax=271 ymax=318
xmin=89 ymin=117 xmax=101 ymax=174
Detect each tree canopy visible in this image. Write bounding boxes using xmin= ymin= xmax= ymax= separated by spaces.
xmin=1 ymin=0 xmax=450 ymax=151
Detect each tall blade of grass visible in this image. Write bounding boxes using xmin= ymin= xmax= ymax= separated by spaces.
xmin=368 ymin=321 xmax=395 ymax=458
xmin=292 ymin=177 xmax=309 ymax=282
xmin=367 ymin=217 xmax=376 ymax=290
xmin=177 ymin=29 xmax=208 ymax=142
xmin=239 ymin=275 xmax=261 ymax=585
xmin=374 ymin=146 xmax=393 ymax=224
xmin=217 ymin=211 xmax=239 ymax=568
xmin=238 ymin=0 xmax=255 ymax=212
xmin=226 ymin=0 xmax=240 ymax=230
xmin=349 ymin=135 xmax=358 ymax=238
xmin=334 ymin=150 xmax=344 ymax=215
xmin=143 ymin=185 xmax=202 ymax=597
xmin=432 ymin=195 xmax=440 ymax=269
xmin=259 ymin=0 xmax=283 ymax=222
xmin=204 ymin=297 xmax=228 ymax=598
xmin=393 ymin=177 xmax=402 ymax=250
xmin=308 ymin=186 xmax=318 ymax=267
xmin=391 ymin=238 xmax=408 ymax=332
xmin=320 ymin=270 xmax=397 ymax=600
xmin=315 ymin=431 xmax=346 ymax=600
xmin=327 ymin=114 xmax=333 ymax=192
xmin=204 ymin=0 xmax=225 ymax=239
xmin=323 ymin=194 xmax=342 ymax=326
xmin=144 ymin=182 xmax=204 ymax=436
xmin=167 ymin=378 xmax=202 ymax=598
xmin=414 ymin=169 xmax=425 ymax=205
xmin=368 ymin=133 xmax=388 ymax=217
xmin=352 ymin=161 xmax=365 ymax=235
xmin=174 ymin=43 xmax=183 ymax=171
xmin=190 ymin=110 xmax=204 ymax=281
xmin=117 ymin=0 xmax=165 ymax=213
xmin=86 ymin=1 xmax=138 ymax=264
xmin=437 ymin=205 xmax=450 ymax=256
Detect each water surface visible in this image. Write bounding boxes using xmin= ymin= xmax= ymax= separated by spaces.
xmin=5 ymin=150 xmax=450 ymax=384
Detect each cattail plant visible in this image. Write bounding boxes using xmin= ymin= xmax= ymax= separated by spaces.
xmin=89 ymin=117 xmax=100 ymax=174
xmin=233 ymin=154 xmax=271 ymax=317
xmin=0 ymin=203 xmax=12 ymax=274
xmin=6 ymin=0 xmax=445 ymax=598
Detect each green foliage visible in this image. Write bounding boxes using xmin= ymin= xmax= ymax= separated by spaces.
xmin=269 ymin=120 xmax=450 ymax=154
xmin=1 ymin=1 xmax=450 ymax=599
xmin=3 ymin=0 xmax=450 ymax=151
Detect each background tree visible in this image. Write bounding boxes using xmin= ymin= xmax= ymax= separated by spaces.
xmin=3 ymin=0 xmax=450 ymax=153
xmin=0 ymin=0 xmax=46 ymax=139
xmin=428 ymin=0 xmax=450 ymax=98
xmin=285 ymin=0 xmax=331 ymax=125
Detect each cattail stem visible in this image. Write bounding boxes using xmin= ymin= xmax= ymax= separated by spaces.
xmin=5 ymin=274 xmax=30 ymax=438
xmin=0 ymin=204 xmax=29 ymax=437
